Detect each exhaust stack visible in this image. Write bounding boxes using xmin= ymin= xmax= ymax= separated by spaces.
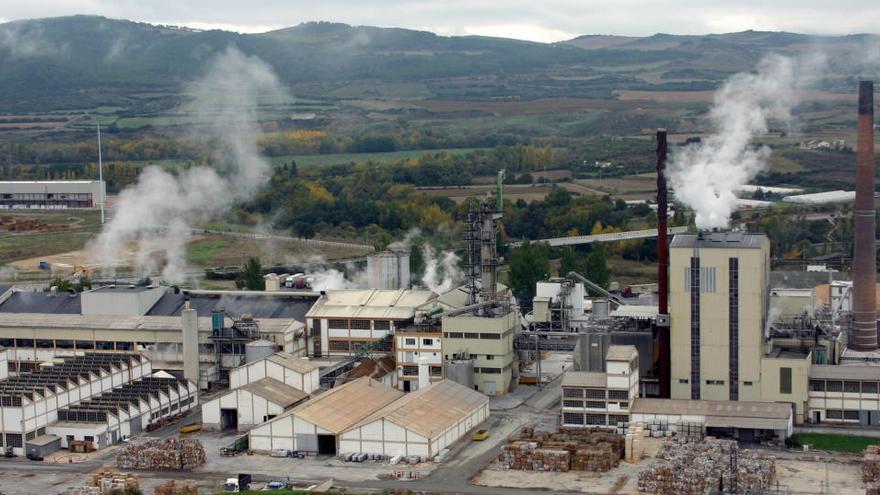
xmin=656 ymin=129 xmax=671 ymax=397
xmin=851 ymin=81 xmax=877 ymax=351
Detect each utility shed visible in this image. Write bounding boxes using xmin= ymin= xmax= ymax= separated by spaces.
xmin=201 ymin=377 xmax=308 ymax=431
xmin=339 ymin=380 xmax=489 ymax=458
xmin=630 ymin=398 xmax=793 ymax=439
xmin=229 ymin=352 xmax=320 ymax=394
xmin=249 ymin=377 xmax=403 ymax=455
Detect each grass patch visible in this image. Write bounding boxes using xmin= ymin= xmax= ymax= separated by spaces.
xmin=0 ymin=211 xmax=103 ymax=265
xmin=185 ymin=239 xmax=233 ymax=264
xmin=791 ymin=433 xmax=880 ymax=453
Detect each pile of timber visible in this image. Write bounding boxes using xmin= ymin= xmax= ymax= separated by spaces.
xmin=116 ymin=436 xmax=206 ymax=471
xmin=494 ymin=426 xmax=623 ymax=472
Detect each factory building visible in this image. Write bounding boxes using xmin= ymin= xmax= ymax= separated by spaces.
xmin=0 ymin=287 xmax=315 ymax=388
xmin=338 ymin=380 xmax=488 ymax=458
xmin=202 ymin=352 xmax=320 ymax=431
xmin=0 ymin=180 xmax=105 ymax=209
xmin=249 ymin=377 xmax=404 ymax=455
xmin=0 ymin=353 xmax=197 ymax=456
xmin=630 ymin=398 xmax=794 ymax=440
xmin=304 ymin=289 xmax=436 ymax=357
xmin=807 ymin=365 xmax=880 ymax=425
xmin=394 ymin=328 xmax=443 ymax=391
xmin=561 ymin=346 xmax=639 ymax=428
xmin=441 ymin=309 xmax=518 ymax=396
xmin=669 ymin=232 xmax=770 ymax=402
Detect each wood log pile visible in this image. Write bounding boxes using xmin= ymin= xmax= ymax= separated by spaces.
xmin=116 ymin=437 xmax=206 ymax=471
xmin=493 ymin=426 xmax=623 ymax=472
xmin=154 ymin=480 xmax=199 ymax=495
xmin=637 ymin=437 xmax=775 ymax=495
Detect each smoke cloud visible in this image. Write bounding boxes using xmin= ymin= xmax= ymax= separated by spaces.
xmin=421 ymin=245 xmax=461 ymax=293
xmin=667 ymin=54 xmax=808 ymax=229
xmin=89 ymin=46 xmax=285 ymax=283
xmin=0 ymin=21 xmax=69 ymax=58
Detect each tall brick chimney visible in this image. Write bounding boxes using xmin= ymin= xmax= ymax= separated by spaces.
xmin=851 ymin=81 xmax=877 ymax=351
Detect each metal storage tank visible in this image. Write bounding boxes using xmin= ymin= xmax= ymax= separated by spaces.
xmin=444 ymin=359 xmax=475 ymax=390
xmin=367 ymin=249 xmax=411 ymax=290
xmin=245 ymin=339 xmax=276 ymax=364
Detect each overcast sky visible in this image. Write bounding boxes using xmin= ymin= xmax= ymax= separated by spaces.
xmin=0 ymin=0 xmax=878 ymax=42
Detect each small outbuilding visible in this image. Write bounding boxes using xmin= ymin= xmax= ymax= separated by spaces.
xmin=630 ymin=398 xmax=794 ymax=440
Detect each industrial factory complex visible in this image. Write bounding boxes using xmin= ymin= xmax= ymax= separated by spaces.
xmin=0 ymin=81 xmax=875 ymax=495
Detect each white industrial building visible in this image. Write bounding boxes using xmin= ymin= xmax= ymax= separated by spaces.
xmin=808 ymin=365 xmax=880 ymax=425
xmin=338 ymin=380 xmax=488 ymax=458
xmin=561 ymin=346 xmax=639 ymax=428
xmin=630 ymin=398 xmax=794 ymax=440
xmin=201 ymin=378 xmax=308 ymax=431
xmin=0 ymin=353 xmax=197 ymax=456
xmin=0 ymin=180 xmax=105 ymax=209
xmin=249 ymin=377 xmax=404 ymax=455
xmin=305 ymin=289 xmax=436 ymax=357
xmin=394 ymin=330 xmax=443 ymax=391
xmin=781 ymin=190 xmax=856 ymax=205
xmin=202 ymin=352 xmax=320 ymax=431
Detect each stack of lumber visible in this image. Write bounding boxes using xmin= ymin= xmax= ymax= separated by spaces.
xmin=116 ymin=437 xmax=206 ymax=471
xmin=637 ymin=437 xmax=775 ymax=495
xmin=494 ymin=426 xmax=623 ymax=472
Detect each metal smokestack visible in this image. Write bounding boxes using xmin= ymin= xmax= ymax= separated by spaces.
xmin=852 ymin=81 xmax=877 ymax=351
xmin=656 ymin=129 xmax=671 ymax=397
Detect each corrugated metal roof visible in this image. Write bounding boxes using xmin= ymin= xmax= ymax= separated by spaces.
xmin=631 ymin=398 xmax=791 ymax=420
xmin=0 ymin=291 xmax=81 ymax=314
xmin=288 ymin=377 xmax=403 ymax=433
xmin=306 ymin=289 xmax=436 ymax=320
xmin=147 ymin=292 xmax=316 ymax=320
xmin=265 ymin=352 xmax=320 ymax=374
xmin=670 ymin=232 xmax=766 ymax=249
xmin=770 ymin=271 xmax=848 ymax=290
xmin=609 ymin=305 xmax=658 ymax=319
xmin=606 ymin=345 xmax=638 ymax=362
xmin=561 ymin=371 xmax=606 ymax=388
xmin=810 ymin=364 xmax=880 ymax=380
xmin=0 ymin=313 xmax=298 ymax=332
xmin=241 ymin=377 xmax=307 ymax=408
xmin=350 ymin=380 xmax=488 ymax=439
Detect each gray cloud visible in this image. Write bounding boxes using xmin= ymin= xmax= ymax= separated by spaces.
xmin=0 ymin=0 xmax=878 ymax=41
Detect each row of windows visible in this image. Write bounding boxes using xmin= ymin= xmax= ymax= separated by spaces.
xmin=684 ymin=266 xmax=716 ymax=293
xmin=810 ymin=380 xmax=880 ymax=393
xmin=403 ymin=338 xmax=436 ymax=347
xmin=562 ymin=413 xmax=630 ymax=426
xmin=561 ymin=388 xmax=629 ymax=400
xmin=401 ymin=365 xmax=443 ymax=377
xmin=327 ymin=319 xmax=392 ymax=330
xmin=327 ymin=339 xmax=392 ymax=352
xmin=678 ymin=379 xmax=754 ymax=386
xmin=562 ymin=400 xmax=628 ymax=409
xmin=825 ymin=410 xmax=860 ymax=420
xmin=0 ymin=339 xmax=139 ymax=351
xmin=443 ymin=332 xmax=504 ymax=340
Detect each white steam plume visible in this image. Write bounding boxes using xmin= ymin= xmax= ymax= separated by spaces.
xmin=667 ymin=54 xmax=824 ymax=229
xmin=421 ymin=245 xmax=461 ymax=293
xmin=89 ymin=46 xmax=285 ymax=283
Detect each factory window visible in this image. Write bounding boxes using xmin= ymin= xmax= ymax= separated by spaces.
xmin=96 ymin=341 xmax=114 ymax=350
xmin=37 ymin=428 xmax=45 ymax=437
xmin=6 ymin=362 xmax=13 ymax=373
xmin=36 ymin=339 xmax=53 ymax=349
xmin=479 ymin=333 xmax=501 ymax=340
xmin=5 ymin=434 xmax=22 ymax=448
xmin=743 ymin=381 xmax=753 ymax=386
xmin=609 ymin=415 xmax=629 ymax=426
xmin=0 ymin=338 xmax=11 ymax=347
xmin=445 ymin=332 xmax=463 ymax=339
xmin=678 ymin=379 xmax=689 ymax=384
xmin=486 ymin=355 xmax=494 ymax=360
xmin=563 ymin=413 xmax=585 ymax=425
xmin=683 ymin=266 xmax=715 ymax=292
xmin=351 ymin=320 xmax=370 ymax=330
xmin=779 ymin=368 xmax=792 ymax=394
xmin=430 ymin=366 xmax=442 ymax=377
xmin=25 ymin=431 xmax=35 ymax=441
xmin=464 ymin=333 xmax=479 ymax=339
xmin=826 ymin=381 xmax=842 ymax=392
xmin=328 ymin=340 xmax=349 ymax=352
xmin=845 ymin=381 xmax=860 ymax=393
xmin=585 ymin=389 xmax=605 ymax=399
xmin=422 ymin=338 xmax=433 ymax=346
xmin=198 ymin=344 xmax=215 ymax=353
xmin=809 ymin=380 xmax=825 ymax=392
xmin=608 ymin=390 xmax=628 ymax=400
xmin=563 ymin=400 xmax=583 ymax=408
xmin=55 ymin=340 xmax=74 ymax=349
xmin=619 ymin=402 xmax=629 ymax=409
xmin=863 ymin=382 xmax=878 ymax=394
xmin=404 ymin=338 xmax=416 ymax=346
xmin=563 ymin=388 xmax=584 ymax=398
xmin=585 ymin=401 xmax=605 ymax=409
xmin=115 ymin=342 xmax=133 ymax=351
xmin=585 ymin=414 xmax=606 ymax=426
xmin=481 ymin=367 xmax=501 ymax=374
xmin=374 ymin=320 xmax=390 ymax=331
xmin=402 ymin=366 xmax=418 ymax=376
xmin=14 ymin=339 xmax=34 ymax=348
xmin=844 ymin=410 xmax=860 ymax=420
xmin=706 ymin=380 xmax=725 ymax=385
xmin=328 ymin=319 xmax=347 ymax=329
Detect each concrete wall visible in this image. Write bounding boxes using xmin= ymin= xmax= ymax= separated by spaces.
xmin=670 ymin=239 xmax=769 ymax=401
xmin=249 ymin=414 xmax=329 ymax=453
xmin=760 ymin=356 xmax=810 ymax=423
xmin=80 ymin=287 xmax=166 ymax=316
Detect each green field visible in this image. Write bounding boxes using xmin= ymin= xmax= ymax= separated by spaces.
xmin=791 ymin=433 xmax=880 ymax=453
xmin=269 ymin=147 xmax=488 ymax=168
xmin=0 ymin=211 xmax=104 ymax=267
xmin=185 ymin=239 xmax=234 ymax=264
